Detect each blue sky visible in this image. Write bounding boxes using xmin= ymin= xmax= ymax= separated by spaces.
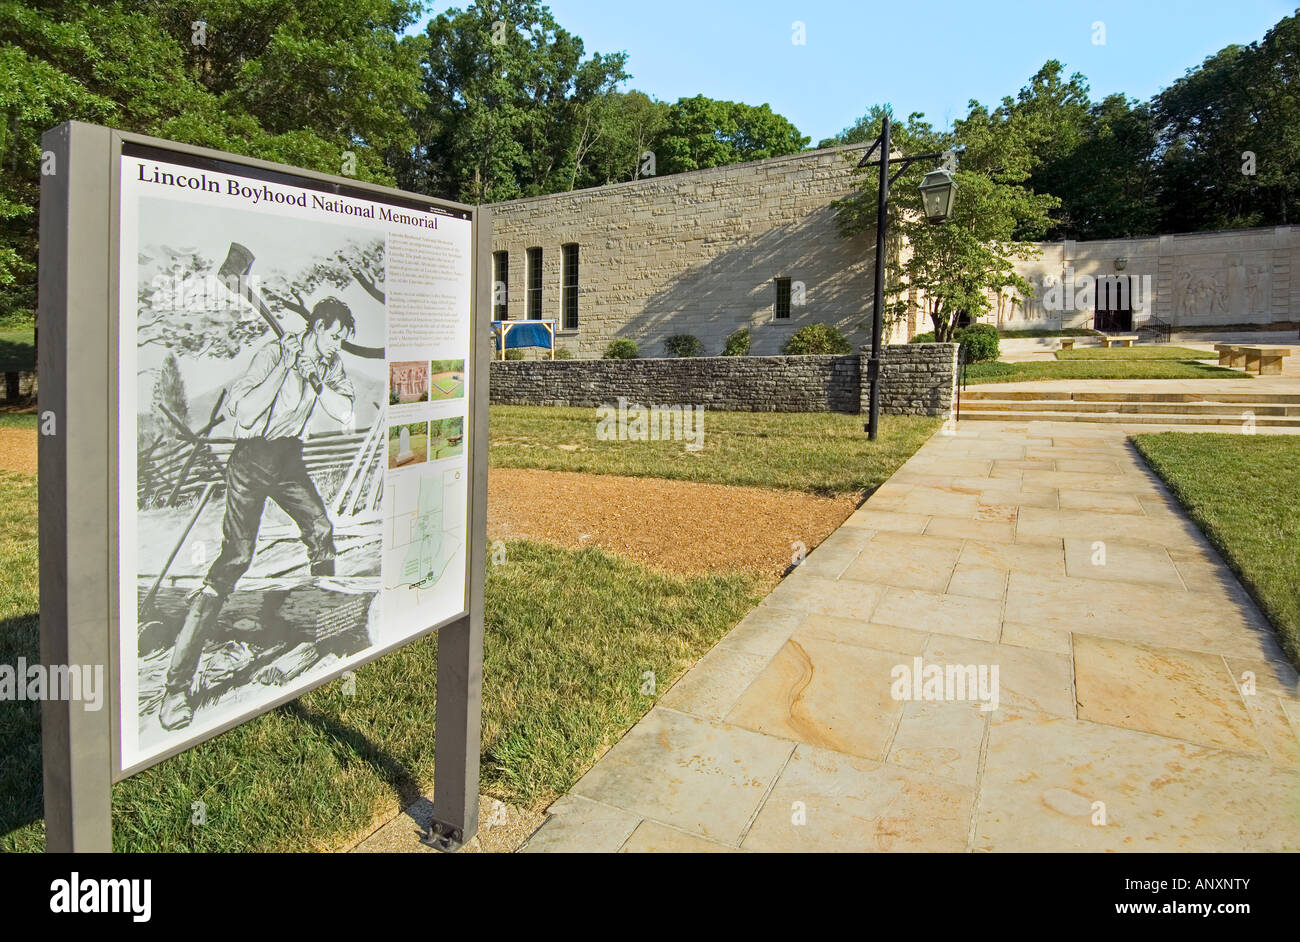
xmin=410 ymin=0 xmax=1295 ymax=144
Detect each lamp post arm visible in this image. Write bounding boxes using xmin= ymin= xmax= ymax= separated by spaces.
xmin=888 ymin=153 xmax=946 ymax=186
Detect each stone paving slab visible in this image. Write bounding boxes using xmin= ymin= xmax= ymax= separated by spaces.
xmin=565 ymin=707 xmax=795 ymax=845
xmin=973 ymin=708 xmax=1300 ymax=852
xmin=725 ymin=637 xmax=905 ymax=760
xmin=740 ymin=745 xmax=976 ymax=852
xmin=521 ymin=419 xmax=1300 ymax=852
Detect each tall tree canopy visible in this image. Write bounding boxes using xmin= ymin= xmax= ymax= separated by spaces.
xmin=1154 ymin=13 xmax=1300 ymax=231
xmin=402 ymin=0 xmax=630 ymax=203
xmin=654 ymin=94 xmax=809 ymax=174
xmin=0 ymin=0 xmax=423 ymax=326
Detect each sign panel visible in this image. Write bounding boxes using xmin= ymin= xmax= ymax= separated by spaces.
xmin=115 ymin=142 xmax=474 ymax=771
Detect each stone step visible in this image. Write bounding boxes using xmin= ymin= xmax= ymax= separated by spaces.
xmin=963 ymin=390 xmax=1300 ymax=404
xmin=958 ymin=410 xmax=1300 ymax=426
xmin=960 ymin=400 xmax=1297 ymax=416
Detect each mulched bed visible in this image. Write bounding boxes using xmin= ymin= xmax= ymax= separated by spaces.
xmin=488 ymin=467 xmax=859 ymax=584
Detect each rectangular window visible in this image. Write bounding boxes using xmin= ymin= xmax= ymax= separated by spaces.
xmin=774 ymin=277 xmax=792 ymax=319
xmin=561 ymin=243 xmax=579 ymax=330
xmin=527 ymin=247 xmax=543 ymax=320
xmin=493 ymin=251 xmax=509 ymax=320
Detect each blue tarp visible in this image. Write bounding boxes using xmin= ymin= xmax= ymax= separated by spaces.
xmin=492 ymin=321 xmax=554 ymax=350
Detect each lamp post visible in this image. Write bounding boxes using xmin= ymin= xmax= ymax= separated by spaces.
xmin=860 ymin=115 xmax=956 ymax=439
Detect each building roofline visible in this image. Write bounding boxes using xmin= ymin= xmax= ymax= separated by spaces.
xmin=1036 ymin=223 xmax=1295 ymax=247
xmin=486 ymin=142 xmax=873 ymax=209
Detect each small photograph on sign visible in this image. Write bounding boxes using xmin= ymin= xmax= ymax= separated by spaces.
xmin=429 ymin=416 xmax=465 ymax=461
xmin=389 ymin=360 xmax=429 ymax=404
xmin=388 ymin=421 xmax=429 ymax=468
xmin=429 ymin=358 xmax=466 ymax=401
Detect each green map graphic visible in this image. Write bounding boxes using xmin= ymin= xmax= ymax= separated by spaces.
xmin=398 ymin=475 xmax=458 ymax=588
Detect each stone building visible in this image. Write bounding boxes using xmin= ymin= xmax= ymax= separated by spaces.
xmin=487 ymin=143 xmax=915 ymax=358
xmin=489 ymin=143 xmax=1298 ymax=352
xmin=995 ymin=227 xmax=1300 ymax=332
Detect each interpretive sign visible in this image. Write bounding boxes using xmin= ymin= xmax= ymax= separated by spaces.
xmin=38 ymin=122 xmax=489 ymax=851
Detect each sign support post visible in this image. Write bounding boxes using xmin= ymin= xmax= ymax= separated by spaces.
xmin=39 ymin=121 xmax=116 ymax=853
xmin=427 ymin=206 xmax=491 ymax=851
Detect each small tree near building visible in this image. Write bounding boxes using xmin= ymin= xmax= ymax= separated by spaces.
xmin=832 ymin=106 xmax=1058 ymax=342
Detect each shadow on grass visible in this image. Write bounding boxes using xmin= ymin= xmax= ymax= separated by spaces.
xmin=279 ymin=700 xmax=425 ymax=811
xmin=0 ymin=613 xmax=42 ymax=841
xmin=0 ymin=607 xmax=428 ymax=850
xmin=0 ymin=331 xmax=35 ymax=373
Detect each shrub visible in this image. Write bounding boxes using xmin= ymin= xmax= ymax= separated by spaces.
xmin=956 ymin=323 xmax=1000 ymax=363
xmin=664 ymin=334 xmax=704 ymax=357
xmin=504 ymin=348 xmax=525 ymax=360
xmin=604 ymin=338 xmax=639 ymax=359
xmin=909 ymin=331 xmax=936 ymax=344
xmin=554 ymin=347 xmax=574 ymax=359
xmin=721 ymin=327 xmax=751 ymax=356
xmin=782 ymin=323 xmax=851 ymax=355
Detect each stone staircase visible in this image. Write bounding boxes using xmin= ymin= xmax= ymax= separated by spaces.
xmin=958 ymin=389 xmax=1300 ymax=427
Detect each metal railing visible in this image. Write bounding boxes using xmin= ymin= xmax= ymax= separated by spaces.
xmin=1137 ymin=313 xmax=1173 ymax=344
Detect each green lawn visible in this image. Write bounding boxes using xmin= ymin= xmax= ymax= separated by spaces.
xmin=491 ymin=406 xmax=940 ymax=496
xmin=965 ymin=359 xmax=1244 ymax=385
xmin=0 ymin=506 xmax=760 ymax=850
xmin=0 ymin=329 xmax=34 ymax=373
xmin=1133 ymin=433 xmax=1300 ymax=670
xmin=1055 ymin=345 xmax=1214 ymax=360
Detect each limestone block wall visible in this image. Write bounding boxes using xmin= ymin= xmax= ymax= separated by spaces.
xmin=488 ymin=343 xmax=959 ymax=417
xmin=488 ymin=144 xmax=912 ymax=360
xmin=866 ymin=343 xmax=960 ymax=416
xmin=1000 ymin=226 xmax=1299 ymax=330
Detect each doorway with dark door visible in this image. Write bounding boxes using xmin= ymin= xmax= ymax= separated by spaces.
xmin=1094 ymin=275 xmax=1133 ymax=332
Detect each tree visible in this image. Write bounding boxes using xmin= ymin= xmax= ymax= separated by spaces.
xmin=819 ymin=104 xmax=947 ymax=158
xmin=263 ymin=237 xmax=387 ymax=317
xmin=832 ymin=101 xmax=1058 ymax=342
xmin=0 ymin=0 xmax=422 ymax=328
xmin=404 ymin=0 xmax=629 ymax=203
xmin=654 ymin=95 xmax=809 ymax=174
xmin=1054 ymin=94 xmax=1159 ymax=239
xmin=152 ymin=352 xmax=190 ymax=429
xmin=575 ymin=90 xmax=670 ymax=186
xmin=1154 ymin=13 xmax=1300 ymax=231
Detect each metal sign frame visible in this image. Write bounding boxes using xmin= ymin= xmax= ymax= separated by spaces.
xmin=38 ymin=121 xmax=489 ymax=852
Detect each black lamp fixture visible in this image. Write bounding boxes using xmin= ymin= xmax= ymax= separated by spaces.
xmin=857 ymin=116 xmax=957 ymax=439
xmin=918 ymin=168 xmax=957 ymax=224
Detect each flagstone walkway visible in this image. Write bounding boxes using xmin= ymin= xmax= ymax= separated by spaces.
xmin=520 ymin=420 xmax=1300 ymax=852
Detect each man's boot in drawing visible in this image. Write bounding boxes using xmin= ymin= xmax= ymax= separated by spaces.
xmin=160 ymin=587 xmax=223 ymax=731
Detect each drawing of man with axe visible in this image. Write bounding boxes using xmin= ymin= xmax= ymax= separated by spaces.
xmin=160 ymin=293 xmax=357 ymax=731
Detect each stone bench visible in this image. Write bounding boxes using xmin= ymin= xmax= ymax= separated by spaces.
xmin=1101 ymin=335 xmax=1139 ymax=348
xmin=1214 ymin=344 xmax=1245 ymax=368
xmin=1058 ymin=338 xmax=1076 ymax=351
xmin=1240 ymin=345 xmax=1292 ymax=375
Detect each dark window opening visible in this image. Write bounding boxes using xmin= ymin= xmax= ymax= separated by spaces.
xmin=493 ymin=251 xmax=509 ymax=320
xmin=775 ymin=277 xmax=792 ymax=319
xmin=526 ymin=247 xmax=542 ymax=320
xmin=562 ymin=243 xmax=579 ymax=330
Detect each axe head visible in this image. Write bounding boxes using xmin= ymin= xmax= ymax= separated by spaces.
xmin=218 ymin=242 xmax=255 ymax=283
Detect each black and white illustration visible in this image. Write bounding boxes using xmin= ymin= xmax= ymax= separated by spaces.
xmin=126 ymin=194 xmax=390 ymax=758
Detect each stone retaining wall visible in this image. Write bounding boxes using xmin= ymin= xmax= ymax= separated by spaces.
xmin=871 ymin=343 xmax=960 ymax=416
xmin=488 ymin=343 xmax=959 ymax=416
